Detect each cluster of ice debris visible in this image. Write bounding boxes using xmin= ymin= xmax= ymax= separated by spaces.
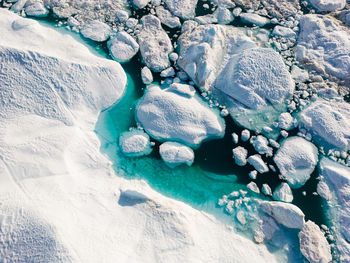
xmin=1 ymin=0 xmax=350 ymax=261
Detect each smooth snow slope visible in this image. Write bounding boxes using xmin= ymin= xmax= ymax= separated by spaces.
xmin=0 ymin=10 xmax=277 ymax=263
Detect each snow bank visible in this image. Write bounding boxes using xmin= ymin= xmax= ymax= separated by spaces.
xmin=0 ymin=9 xmax=279 ymax=263
xmin=159 ymin=142 xmax=194 ymax=168
xmin=135 ymin=84 xmax=225 ymax=148
xmin=274 ymin=137 xmax=318 ymax=188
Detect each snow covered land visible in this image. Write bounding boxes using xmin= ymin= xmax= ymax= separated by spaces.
xmin=1 ymin=0 xmax=350 ymax=262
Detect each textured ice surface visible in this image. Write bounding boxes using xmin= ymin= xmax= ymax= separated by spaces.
xmin=319 ymin=158 xmax=350 ymax=262
xmin=135 ymin=84 xmax=225 ymax=148
xmin=309 ymin=0 xmax=346 ymax=12
xmin=164 ymin=0 xmax=198 ymax=20
xmin=159 ymin=142 xmax=194 ymax=168
xmin=297 ymin=14 xmax=350 ymax=81
xmin=299 ymin=99 xmax=350 ymax=151
xmin=108 ymin=31 xmax=139 ymax=63
xmin=80 ymin=20 xmax=111 ymax=42
xmin=119 ymin=129 xmax=152 ymax=157
xmin=272 ymin=183 xmax=293 ymax=203
xmin=274 ymin=137 xmax=318 ymax=189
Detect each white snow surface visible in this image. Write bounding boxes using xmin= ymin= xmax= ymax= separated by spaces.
xmin=296 ymin=14 xmax=350 ymax=80
xmin=136 ymin=84 xmax=225 ymax=148
xmin=319 ymin=158 xmax=350 ymax=262
xmin=299 ymin=99 xmax=350 ymax=151
xmin=0 ymin=9 xmax=279 ymax=263
xmin=298 ymin=220 xmax=332 ymax=263
xmin=159 ymin=142 xmax=194 ymax=168
xmin=274 ymin=137 xmax=318 ymax=189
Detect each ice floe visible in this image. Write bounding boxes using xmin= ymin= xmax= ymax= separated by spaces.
xmin=135 ymin=84 xmax=225 ymax=148
xmin=274 ymin=137 xmax=318 ymax=188
xmin=309 ymin=0 xmax=346 ymax=12
xmin=272 ymin=183 xmax=293 ymax=203
xmin=119 ymin=129 xmax=152 ymax=157
xmin=159 ymin=142 xmax=194 ymax=168
xmin=80 ymin=20 xmax=111 ymax=42
xmin=108 ymin=31 xmax=139 ymax=63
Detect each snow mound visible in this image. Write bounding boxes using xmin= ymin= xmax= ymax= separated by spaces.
xmin=274 ymin=137 xmax=318 ymax=189
xmin=159 ymin=142 xmax=194 ymax=168
xmin=108 ymin=31 xmax=139 ymax=63
xmin=296 ymin=14 xmax=350 ymax=80
xmin=299 ymin=100 xmax=350 ymax=151
xmin=298 ymin=220 xmax=332 ymax=263
xmin=135 ymin=84 xmax=225 ymax=148
xmin=309 ymin=0 xmax=345 ymax=12
xmin=119 ymin=129 xmax=152 ymax=157
xmin=137 ymin=15 xmax=173 ymax=72
xmin=319 ymin=158 xmax=350 ymax=262
xmin=260 ymin=201 xmax=305 ymax=229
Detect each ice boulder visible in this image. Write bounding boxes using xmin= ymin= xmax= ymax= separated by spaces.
xmin=296 ymin=15 xmax=350 ymax=80
xmin=119 ymin=129 xmax=152 ymax=157
xmin=247 ymin=155 xmax=269 ymax=174
xmin=214 ymin=48 xmax=294 ymax=132
xmin=178 ymin=24 xmax=256 ymax=90
xmin=132 ymin=0 xmax=151 ymax=9
xmin=232 ymin=146 xmax=248 ymax=166
xmin=260 ymin=201 xmax=305 ymax=229
xmin=319 ymin=158 xmax=350 ymax=262
xmin=159 ymin=142 xmax=194 ymax=168
xmin=135 ymin=84 xmax=225 ymax=148
xmin=25 ymin=2 xmax=49 ymax=17
xmin=164 ymin=0 xmax=198 ymax=20
xmin=273 ymin=183 xmax=293 ymax=203
xmin=156 ymin=6 xmax=181 ymax=28
xmin=141 ymin=66 xmax=153 ymax=84
xmin=80 ymin=20 xmax=111 ymax=42
xmin=309 ymin=0 xmax=345 ymax=12
xmin=299 ymin=99 xmax=350 ymax=151
xmin=240 ymin=13 xmax=270 ymax=27
xmin=137 ymin=15 xmax=173 ymax=72
xmin=274 ymin=137 xmax=318 ymax=188
xmin=298 ymin=220 xmax=332 ymax=263
xmin=108 ymin=31 xmax=139 ymax=63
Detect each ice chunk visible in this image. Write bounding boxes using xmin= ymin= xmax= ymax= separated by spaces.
xmin=272 ymin=26 xmax=296 ymax=38
xmin=296 ymin=15 xmax=350 ymax=80
xmin=119 ymin=129 xmax=152 ymax=157
xmin=141 ymin=66 xmax=153 ymax=84
xmin=137 ymin=15 xmax=173 ymax=72
xmin=132 ymin=0 xmax=151 ymax=9
xmin=316 ymin=181 xmax=331 ymax=200
xmin=260 ymin=201 xmax=305 ymax=229
xmin=232 ymin=132 xmax=239 ymax=144
xmin=135 ymin=84 xmax=225 ymax=148
xmin=274 ymin=137 xmax=318 ymax=188
xmin=25 ymin=2 xmax=48 ymax=17
xmin=272 ymin=183 xmax=293 ymax=203
xmin=108 ymin=31 xmax=139 ymax=63
xmin=159 ymin=142 xmax=194 ymax=168
xmin=164 ymin=0 xmax=198 ymax=20
xmin=278 ymin=112 xmax=294 ymax=131
xmin=232 ymin=146 xmax=248 ymax=166
xmin=247 ymin=182 xmax=260 ymax=193
xmin=249 ymin=170 xmax=258 ymax=180
xmin=252 ymin=135 xmax=271 ymax=155
xmin=298 ymin=221 xmax=332 ymax=263
xmin=240 ymin=13 xmax=270 ymax=27
xmin=80 ymin=20 xmax=111 ymax=42
xmin=247 ymin=155 xmax=269 ymax=174
xmin=299 ymin=99 xmax=350 ymax=151
xmin=309 ymin=0 xmax=345 ymax=12
xmin=262 ymin=184 xmax=272 ymax=196
xmin=241 ymin=129 xmax=250 ymax=142
xmin=156 ymin=6 xmax=181 ymax=28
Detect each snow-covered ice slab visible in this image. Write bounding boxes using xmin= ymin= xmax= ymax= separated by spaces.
xmin=0 ymin=9 xmax=279 ymax=263
xmin=108 ymin=31 xmax=139 ymax=63
xmin=319 ymin=158 xmax=350 ymax=262
xmin=159 ymin=142 xmax=194 ymax=168
xmin=136 ymin=83 xmax=225 ymax=148
xmin=297 ymin=14 xmax=350 ymax=81
xmin=274 ymin=137 xmax=318 ymax=189
xmin=299 ymin=99 xmax=350 ymax=151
